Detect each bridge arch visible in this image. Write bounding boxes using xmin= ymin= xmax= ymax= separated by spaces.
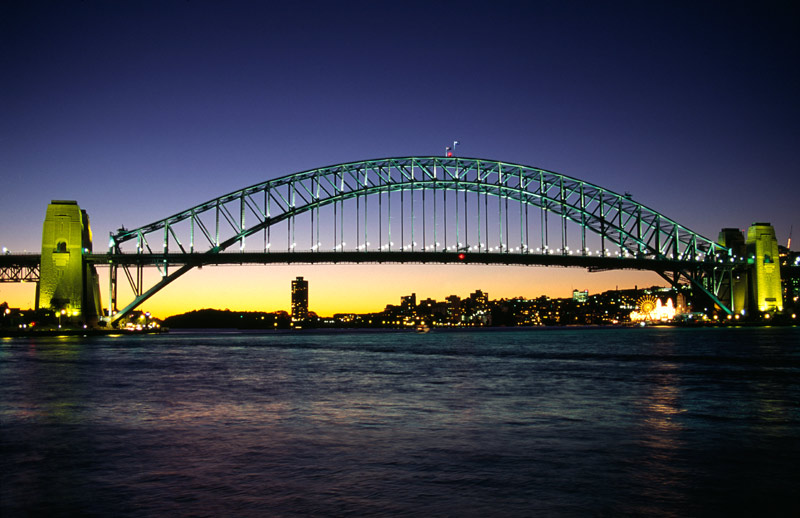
xmin=106 ymin=157 xmax=735 ymax=322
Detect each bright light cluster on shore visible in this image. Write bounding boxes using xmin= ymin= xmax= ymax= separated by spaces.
xmin=630 ymin=296 xmax=676 ymax=322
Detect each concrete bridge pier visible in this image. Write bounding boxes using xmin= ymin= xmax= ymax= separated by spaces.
xmin=717 ymin=223 xmax=783 ymax=316
xmin=36 ymin=200 xmax=102 ymax=327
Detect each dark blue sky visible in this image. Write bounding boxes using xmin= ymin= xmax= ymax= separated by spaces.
xmin=2 ymin=0 xmax=798 ymax=251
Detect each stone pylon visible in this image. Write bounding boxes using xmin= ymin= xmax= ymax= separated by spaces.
xmin=37 ymin=200 xmax=102 ymax=326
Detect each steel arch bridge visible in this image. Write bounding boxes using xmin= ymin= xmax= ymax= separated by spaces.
xmin=105 ymin=156 xmax=739 ymax=322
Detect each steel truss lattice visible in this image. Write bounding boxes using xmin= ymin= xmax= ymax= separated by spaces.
xmin=0 ymin=254 xmax=41 ymax=283
xmin=106 ymin=157 xmax=739 ymax=321
xmin=0 ymin=263 xmax=40 ymax=283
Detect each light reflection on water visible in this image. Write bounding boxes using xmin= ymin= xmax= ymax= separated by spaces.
xmin=1 ymin=327 xmax=799 ymax=516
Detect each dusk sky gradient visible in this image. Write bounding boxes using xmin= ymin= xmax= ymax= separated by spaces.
xmin=1 ymin=1 xmax=798 ymax=317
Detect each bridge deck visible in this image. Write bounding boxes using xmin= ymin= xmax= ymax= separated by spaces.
xmin=0 ymin=251 xmax=729 ymax=272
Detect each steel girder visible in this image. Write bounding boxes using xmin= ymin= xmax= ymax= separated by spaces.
xmin=106 ymin=157 xmax=738 ymax=321
xmin=0 ymin=254 xmax=41 ymax=283
xmin=0 ymin=264 xmax=40 ymax=283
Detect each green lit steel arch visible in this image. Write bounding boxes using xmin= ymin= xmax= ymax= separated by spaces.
xmin=107 ymin=157 xmax=735 ymax=322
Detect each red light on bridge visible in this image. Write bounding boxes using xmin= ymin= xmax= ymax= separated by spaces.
xmin=458 ymin=253 xmax=466 ymax=261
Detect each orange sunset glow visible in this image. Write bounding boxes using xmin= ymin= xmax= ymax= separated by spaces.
xmin=2 ymin=264 xmax=663 ymax=319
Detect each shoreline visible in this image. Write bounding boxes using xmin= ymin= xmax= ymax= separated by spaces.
xmin=3 ymin=322 xmax=796 ymax=338
xmin=0 ymin=327 xmax=168 ymax=338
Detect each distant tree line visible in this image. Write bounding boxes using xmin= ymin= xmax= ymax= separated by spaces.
xmin=163 ymin=309 xmax=291 ymax=329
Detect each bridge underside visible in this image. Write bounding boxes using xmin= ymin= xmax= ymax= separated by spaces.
xmin=1 ymin=250 xmax=737 ymax=323
xmin=97 ymin=250 xmax=737 ymax=325
xmin=97 ymin=250 xmax=720 ymax=271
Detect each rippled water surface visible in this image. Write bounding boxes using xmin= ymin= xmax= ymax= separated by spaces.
xmin=2 ymin=327 xmax=799 ymax=516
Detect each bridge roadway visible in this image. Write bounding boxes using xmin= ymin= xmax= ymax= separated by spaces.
xmin=1 ymin=251 xmax=733 ymax=281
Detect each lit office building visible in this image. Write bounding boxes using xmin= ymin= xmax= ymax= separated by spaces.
xmin=291 ymin=276 xmax=309 ymax=322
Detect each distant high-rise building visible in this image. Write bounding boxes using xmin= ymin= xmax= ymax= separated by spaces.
xmin=469 ymin=290 xmax=488 ymax=309
xmin=291 ymin=276 xmax=309 ymax=322
xmin=780 ymin=248 xmax=799 ymax=314
xmin=746 ymin=223 xmax=783 ymax=313
xmin=445 ymin=295 xmax=462 ymax=321
xmin=572 ymin=289 xmax=588 ymax=302
xmin=400 ymin=293 xmax=417 ymax=315
xmin=463 ymin=290 xmax=490 ymax=325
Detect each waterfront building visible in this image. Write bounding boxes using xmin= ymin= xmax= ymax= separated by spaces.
xmin=676 ymin=292 xmax=688 ymax=314
xmin=779 ymin=248 xmax=799 ymax=313
xmin=400 ymin=293 xmax=417 ymax=315
xmin=445 ymin=295 xmax=462 ymax=322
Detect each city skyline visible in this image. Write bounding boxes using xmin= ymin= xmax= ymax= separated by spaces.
xmin=2 ymin=2 xmax=798 ymax=316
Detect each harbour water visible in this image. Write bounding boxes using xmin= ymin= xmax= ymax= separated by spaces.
xmin=2 ymin=327 xmax=799 ymax=517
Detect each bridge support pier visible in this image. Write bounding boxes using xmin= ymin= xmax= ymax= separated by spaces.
xmin=716 ymin=224 xmax=784 ymax=316
xmin=37 ymin=200 xmax=102 ymax=327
